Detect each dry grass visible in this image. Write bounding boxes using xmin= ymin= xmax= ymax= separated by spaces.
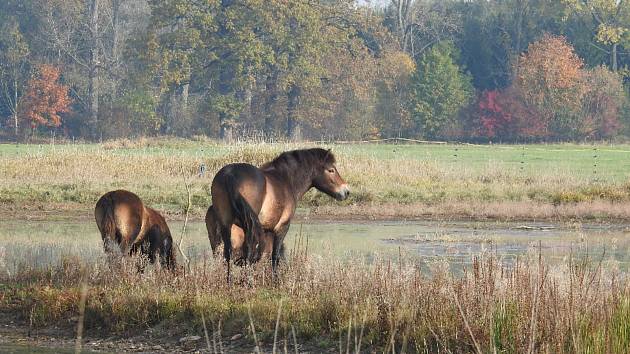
xmin=0 ymin=245 xmax=629 ymax=353
xmin=314 ymin=200 xmax=630 ymax=221
xmin=1 ymin=140 xmax=630 ymax=221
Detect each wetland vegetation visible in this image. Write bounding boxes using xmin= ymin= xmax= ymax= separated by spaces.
xmin=1 ymin=140 xmax=630 ymax=352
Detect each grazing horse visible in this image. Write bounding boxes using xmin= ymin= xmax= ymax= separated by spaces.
xmin=211 ymin=148 xmax=349 ymax=281
xmin=205 ymin=205 xmax=284 ymax=263
xmin=94 ymin=190 xmax=176 ymax=270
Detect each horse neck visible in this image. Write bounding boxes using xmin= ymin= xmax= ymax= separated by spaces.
xmin=291 ymin=172 xmax=315 ymax=201
xmin=266 ymin=161 xmax=316 ymax=201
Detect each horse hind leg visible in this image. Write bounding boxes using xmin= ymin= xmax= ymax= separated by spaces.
xmin=153 ymin=232 xmax=177 ymax=272
xmin=160 ymin=237 xmax=176 ymax=272
xmin=221 ymin=224 xmax=233 ymax=284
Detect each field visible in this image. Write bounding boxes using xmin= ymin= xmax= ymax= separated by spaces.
xmin=1 ymin=138 xmax=630 ymax=221
xmin=1 ymin=138 xmax=630 ymax=353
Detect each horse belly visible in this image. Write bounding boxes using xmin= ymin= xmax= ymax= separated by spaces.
xmin=258 ymin=181 xmax=284 ymax=230
xmin=238 ymin=179 xmax=265 ymax=211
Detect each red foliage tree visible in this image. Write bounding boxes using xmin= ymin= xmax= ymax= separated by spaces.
xmin=474 ymin=88 xmax=542 ymax=141
xmin=19 ymin=64 xmax=72 ymax=129
xmin=477 ymin=90 xmax=513 ymax=139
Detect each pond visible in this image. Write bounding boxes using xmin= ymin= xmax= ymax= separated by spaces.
xmin=1 ymin=219 xmax=629 ymax=274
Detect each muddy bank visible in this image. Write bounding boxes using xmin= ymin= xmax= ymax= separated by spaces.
xmin=0 ymin=313 xmax=332 ymax=353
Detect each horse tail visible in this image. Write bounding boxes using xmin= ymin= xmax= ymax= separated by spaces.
xmin=226 ymin=180 xmax=263 ymax=264
xmin=205 ymin=206 xmax=222 ymax=256
xmin=96 ymin=193 xmax=119 ymax=252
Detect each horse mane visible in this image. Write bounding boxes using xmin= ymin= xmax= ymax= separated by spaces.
xmin=261 ymin=148 xmax=335 ymax=172
xmin=260 ymin=149 xmax=336 ymax=195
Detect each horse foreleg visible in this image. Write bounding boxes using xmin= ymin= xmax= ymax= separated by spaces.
xmin=271 ymin=235 xmax=280 ymax=279
xmin=271 ymin=223 xmax=290 ymax=280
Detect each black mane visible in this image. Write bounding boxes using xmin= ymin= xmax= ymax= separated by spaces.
xmin=262 ymin=148 xmax=335 ymax=172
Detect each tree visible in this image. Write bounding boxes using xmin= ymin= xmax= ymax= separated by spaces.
xmin=456 ymin=0 xmax=564 ymax=91
xmin=476 ymin=90 xmax=517 ymax=140
xmin=515 ymin=34 xmax=586 ymax=139
xmin=581 ymin=65 xmax=627 ymax=138
xmin=265 ymin=0 xmax=329 ymax=140
xmin=286 ymin=1 xmax=397 ymax=140
xmin=472 ymin=35 xmax=627 ymax=142
xmin=472 ymin=87 xmax=542 ymax=140
xmin=387 ymin=0 xmax=461 ymax=58
xmin=0 ymin=18 xmax=30 ymax=136
xmin=562 ymin=0 xmax=630 ymax=71
xmin=373 ymin=50 xmax=416 ymax=138
xmin=410 ymin=41 xmax=472 ymax=139
xmin=19 ymin=64 xmax=72 ymax=131
xmin=36 ymin=0 xmax=147 ymax=138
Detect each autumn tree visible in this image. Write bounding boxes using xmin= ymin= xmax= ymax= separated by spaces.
xmin=581 ymin=65 xmax=627 ymax=138
xmin=514 ymin=34 xmax=586 ymax=139
xmin=19 ymin=64 xmax=72 ymax=132
xmin=373 ymin=50 xmax=416 ymax=138
xmin=291 ymin=2 xmax=400 ymax=140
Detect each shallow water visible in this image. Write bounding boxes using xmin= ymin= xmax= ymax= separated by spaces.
xmin=1 ymin=219 xmax=629 ymax=273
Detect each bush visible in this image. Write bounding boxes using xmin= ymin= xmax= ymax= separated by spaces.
xmin=581 ymin=66 xmax=627 ymax=139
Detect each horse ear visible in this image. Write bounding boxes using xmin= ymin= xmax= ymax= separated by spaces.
xmin=324 ymin=148 xmax=335 ymax=163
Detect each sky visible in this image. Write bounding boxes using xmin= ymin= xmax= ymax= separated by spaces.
xmin=357 ymin=0 xmax=389 ymax=8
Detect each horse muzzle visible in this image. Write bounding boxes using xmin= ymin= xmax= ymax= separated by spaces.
xmin=336 ymin=185 xmax=350 ymax=201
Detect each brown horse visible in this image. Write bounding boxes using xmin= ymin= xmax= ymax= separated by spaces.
xmin=211 ymin=148 xmax=349 ymax=281
xmin=95 ymin=190 xmax=176 ymax=270
xmin=205 ymin=205 xmax=284 ymax=263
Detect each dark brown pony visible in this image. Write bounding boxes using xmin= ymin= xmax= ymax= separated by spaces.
xmin=211 ymin=148 xmax=349 ymax=281
xmin=95 ymin=190 xmax=176 ymax=270
xmin=205 ymin=205 xmax=284 ymax=263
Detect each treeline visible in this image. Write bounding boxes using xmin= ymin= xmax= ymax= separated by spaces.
xmin=0 ymin=0 xmax=629 ymax=142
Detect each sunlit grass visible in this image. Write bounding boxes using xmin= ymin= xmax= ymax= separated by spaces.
xmin=1 ymin=138 xmax=629 ymax=220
